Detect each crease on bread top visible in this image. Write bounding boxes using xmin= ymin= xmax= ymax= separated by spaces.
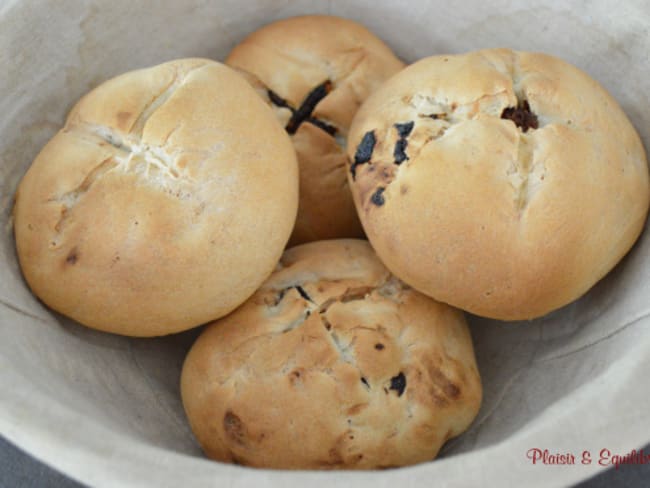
xmin=62 ymin=59 xmax=212 ymax=189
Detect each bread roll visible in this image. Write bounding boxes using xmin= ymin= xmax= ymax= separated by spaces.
xmin=346 ymin=49 xmax=650 ymax=320
xmin=226 ymin=16 xmax=405 ymax=245
xmin=181 ymin=239 xmax=482 ymax=469
xmin=13 ymin=59 xmax=298 ymax=336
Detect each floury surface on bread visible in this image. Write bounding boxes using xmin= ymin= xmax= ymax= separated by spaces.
xmin=347 ymin=48 xmax=650 ymax=321
xmin=226 ymin=15 xmax=405 ymax=245
xmin=13 ymin=59 xmax=299 ymax=336
xmin=181 ymin=239 xmax=482 ymax=469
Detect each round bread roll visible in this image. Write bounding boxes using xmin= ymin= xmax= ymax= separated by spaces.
xmin=13 ymin=59 xmax=298 ymax=336
xmin=347 ymin=49 xmax=650 ymax=320
xmin=226 ymin=15 xmax=405 ymax=245
xmin=181 ymin=239 xmax=482 ymax=469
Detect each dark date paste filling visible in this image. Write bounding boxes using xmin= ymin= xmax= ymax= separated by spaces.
xmin=275 ymin=284 xmax=314 ymax=304
xmin=393 ymin=138 xmax=409 ymax=164
xmin=501 ymin=100 xmax=539 ymax=132
xmin=350 ymin=130 xmax=376 ymax=179
xmin=305 ymin=116 xmax=337 ymax=136
xmin=267 ymin=89 xmax=292 ymax=110
xmin=293 ymin=285 xmax=313 ymax=302
xmin=394 ymin=121 xmax=414 ymax=138
xmin=389 ymin=372 xmax=406 ymax=396
xmin=267 ymin=80 xmax=337 ymax=136
xmin=393 ymin=120 xmax=413 ymax=164
xmin=371 ymin=187 xmax=385 ymax=206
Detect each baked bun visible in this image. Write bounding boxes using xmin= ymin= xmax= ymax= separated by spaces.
xmin=13 ymin=59 xmax=298 ymax=336
xmin=226 ymin=16 xmax=405 ymax=245
xmin=347 ymin=49 xmax=650 ymax=320
xmin=181 ymin=239 xmax=481 ymax=469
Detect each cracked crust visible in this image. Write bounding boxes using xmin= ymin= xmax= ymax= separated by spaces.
xmin=346 ymin=49 xmax=650 ymax=320
xmin=181 ymin=239 xmax=482 ymax=469
xmin=13 ymin=58 xmax=299 ymax=336
xmin=226 ymin=16 xmax=405 ymax=245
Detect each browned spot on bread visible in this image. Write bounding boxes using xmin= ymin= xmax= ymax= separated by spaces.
xmin=117 ymin=111 xmax=132 ymax=127
xmin=229 ymin=450 xmax=251 ymax=466
xmin=400 ymin=185 xmax=408 ymax=195
xmin=381 ymin=167 xmax=393 ymax=180
xmin=54 ymin=207 xmax=68 ymax=233
xmin=223 ymin=411 xmax=247 ymax=446
xmin=327 ymin=446 xmax=344 ymax=465
xmin=430 ymin=387 xmax=450 ymax=407
xmin=65 ymin=247 xmax=78 ymax=265
xmin=340 ymin=286 xmax=374 ymax=302
xmin=318 ymin=458 xmax=345 ymax=468
xmin=347 ymin=403 xmax=369 ymax=415
xmin=318 ymin=297 xmax=337 ymax=313
xmin=430 ymin=368 xmax=461 ymax=399
xmin=289 ymin=368 xmax=304 ymax=385
xmin=444 ymin=382 xmax=461 ymax=398
xmin=320 ymin=315 xmax=332 ymax=330
xmin=355 ymin=162 xmax=397 ymax=210
xmin=375 ymin=343 xmax=385 ymax=350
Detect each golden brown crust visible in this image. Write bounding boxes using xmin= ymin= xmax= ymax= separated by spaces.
xmin=226 ymin=16 xmax=405 ymax=245
xmin=181 ymin=239 xmax=482 ymax=469
xmin=346 ymin=49 xmax=650 ymax=320
xmin=13 ymin=59 xmax=299 ymax=336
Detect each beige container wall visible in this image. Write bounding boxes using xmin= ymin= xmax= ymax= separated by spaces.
xmin=1 ymin=1 xmax=649 ymax=486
